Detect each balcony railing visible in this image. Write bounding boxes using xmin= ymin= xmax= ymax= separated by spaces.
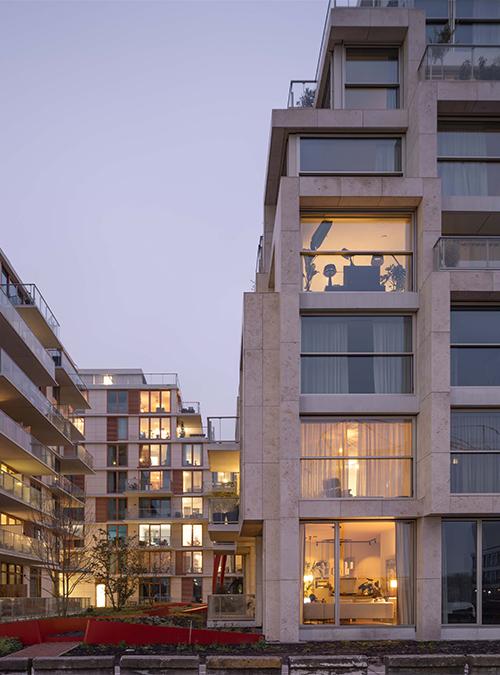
xmin=60 ymin=444 xmax=94 ymax=469
xmin=0 ymin=596 xmax=90 ymax=620
xmin=0 ymin=283 xmax=60 ymax=336
xmin=0 ymin=467 xmax=51 ymax=513
xmin=209 ymin=498 xmax=239 ymax=525
xmin=287 ymin=80 xmax=317 ymax=108
xmin=435 ymin=237 xmax=500 ymax=270
xmin=48 ymin=349 xmax=87 ymax=391
xmin=0 ymin=406 xmax=56 ymax=473
xmin=47 ymin=474 xmax=85 ymax=501
xmin=179 ymin=401 xmax=201 ymax=414
xmin=331 ymin=0 xmax=411 ymax=5
xmin=207 ymin=594 xmax=255 ymax=621
xmin=81 ymin=372 xmax=179 ymax=387
xmin=421 ymin=45 xmax=500 ymax=81
xmin=0 ymin=529 xmax=36 ymax=558
xmin=208 ymin=417 xmax=239 ymax=443
xmin=126 ymin=478 xmax=172 ymax=493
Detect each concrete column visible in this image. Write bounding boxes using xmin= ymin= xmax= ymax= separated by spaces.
xmin=415 ymin=516 xmax=442 ymax=640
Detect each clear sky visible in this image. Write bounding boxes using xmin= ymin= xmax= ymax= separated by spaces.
xmin=0 ymin=0 xmax=326 ymax=418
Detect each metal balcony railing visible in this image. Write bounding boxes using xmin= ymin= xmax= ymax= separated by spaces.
xmin=435 ymin=237 xmax=500 ymax=270
xmin=207 ymin=417 xmax=239 ymax=443
xmin=421 ymin=45 xmax=500 ymax=81
xmin=0 ymin=407 xmax=56 ymax=472
xmin=0 ymin=283 xmax=60 ymax=336
xmin=287 ymin=80 xmax=317 ymax=108
xmin=207 ymin=594 xmax=255 ymax=621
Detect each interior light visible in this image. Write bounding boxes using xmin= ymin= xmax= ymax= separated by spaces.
xmin=303 ymin=574 xmax=314 ymax=583
xmin=103 ymin=375 xmax=114 ymax=386
xmin=347 ymin=459 xmax=359 ymax=469
xmin=389 ymin=579 xmax=398 ymax=590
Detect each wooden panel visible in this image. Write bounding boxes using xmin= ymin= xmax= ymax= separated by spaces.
xmin=172 ymin=470 xmax=183 ymax=495
xmin=128 ymin=390 xmax=140 ymax=415
xmin=72 ymin=475 xmax=85 ymax=490
xmin=107 ymin=417 xmax=118 ymax=442
xmin=95 ymin=497 xmax=108 ymax=523
xmin=175 ymin=550 xmax=185 ymax=576
xmin=181 ymin=577 xmax=193 ymax=602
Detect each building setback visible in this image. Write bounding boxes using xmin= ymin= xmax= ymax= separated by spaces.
xmin=234 ymin=0 xmax=500 ymax=642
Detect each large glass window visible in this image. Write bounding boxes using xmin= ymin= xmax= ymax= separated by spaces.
xmin=140 ymin=390 xmax=171 ymax=413
xmin=107 ymin=525 xmax=127 ymax=542
xmin=301 ymin=315 xmax=413 ymax=394
xmin=117 ymin=418 xmax=128 ymax=440
xmin=300 ymin=137 xmax=402 ymax=174
xmin=301 ymin=214 xmax=412 ymax=293
xmin=182 ymin=444 xmax=203 ymax=467
xmin=438 ymin=124 xmax=500 ymax=196
xmin=107 ymin=471 xmax=127 ymax=494
xmin=139 ymin=470 xmax=171 ymax=492
xmin=182 ymin=551 xmax=203 ymax=574
xmin=182 ymin=471 xmax=203 ymax=493
xmin=139 ymin=444 xmax=170 ymax=467
xmin=138 ymin=523 xmax=171 ymax=547
xmin=140 ymin=577 xmax=170 ymax=602
xmin=107 ymin=445 xmax=127 ymax=467
xmin=451 ymin=410 xmax=500 ymax=493
xmin=138 ymin=497 xmax=171 ymax=519
xmin=303 ymin=521 xmax=414 ymax=626
xmin=107 ymin=390 xmax=128 ymax=414
xmin=182 ymin=524 xmax=203 ymax=547
xmin=345 ymin=48 xmax=399 ymax=110
xmin=107 ymin=498 xmax=127 ymax=521
xmin=141 ymin=550 xmax=173 ymax=574
xmin=301 ymin=418 xmax=413 ymax=498
xmin=182 ymin=497 xmax=203 ymax=518
xmin=451 ymin=308 xmax=500 ymax=386
xmin=140 ymin=417 xmax=170 ymax=440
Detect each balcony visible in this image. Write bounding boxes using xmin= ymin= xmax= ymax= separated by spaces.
xmin=208 ymin=498 xmax=240 ymax=543
xmin=0 ymin=467 xmax=51 ymax=515
xmin=46 ymin=474 xmax=85 ymax=502
xmin=125 ymin=477 xmax=172 ymax=495
xmin=48 ymin=349 xmax=89 ymax=409
xmin=288 ymin=80 xmax=317 ymax=108
xmin=208 ymin=417 xmax=239 ymax=444
xmin=0 ymin=408 xmax=56 ymax=475
xmin=207 ymin=594 xmax=255 ymax=622
xmin=179 ymin=401 xmax=201 ymax=415
xmin=421 ymin=45 xmax=500 ymax=81
xmin=0 ymin=529 xmax=39 ymax=564
xmin=82 ymin=372 xmax=179 ymax=387
xmin=0 ymin=349 xmax=74 ymax=446
xmin=58 ymin=445 xmax=94 ymax=475
xmin=435 ymin=237 xmax=500 ymax=270
xmin=0 ymin=283 xmax=61 ymax=349
xmin=0 ymin=597 xmax=90 ymax=620
xmin=0 ymin=287 xmax=55 ymax=386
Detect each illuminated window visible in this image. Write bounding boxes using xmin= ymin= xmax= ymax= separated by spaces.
xmin=182 ymin=497 xmax=203 ymax=518
xmin=182 ymin=444 xmax=203 ymax=467
xmin=140 ymin=417 xmax=170 ymax=440
xmin=182 ymin=524 xmax=202 ymax=547
xmin=140 ymin=390 xmax=171 ymax=413
xmin=182 ymin=471 xmax=203 ymax=493
xmin=139 ymin=523 xmax=171 ymax=547
xmin=139 ymin=444 xmax=170 ymax=467
xmin=182 ymin=551 xmax=203 ymax=574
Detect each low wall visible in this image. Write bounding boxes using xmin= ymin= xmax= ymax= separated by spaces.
xmin=0 ymin=657 xmax=31 ymax=674
xmin=385 ymin=655 xmax=467 ymax=674
xmin=32 ymin=656 xmax=115 ymax=675
xmin=205 ymin=656 xmax=282 ymax=675
xmin=120 ymin=655 xmax=200 ymax=674
xmin=289 ymin=655 xmax=368 ymax=674
xmin=468 ymin=654 xmax=500 ymax=674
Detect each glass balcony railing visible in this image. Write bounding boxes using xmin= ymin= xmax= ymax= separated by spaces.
xmin=331 ymin=0 xmax=411 ymax=6
xmin=302 ymin=252 xmax=412 ymax=292
xmin=0 ymin=407 xmax=56 ymax=472
xmin=435 ymin=237 xmax=500 ymax=270
xmin=59 ymin=445 xmax=94 ymax=469
xmin=48 ymin=349 xmax=87 ymax=391
xmin=47 ymin=475 xmax=85 ymax=501
xmin=209 ymin=498 xmax=240 ymax=525
xmin=207 ymin=594 xmax=255 ymax=621
xmin=81 ymin=372 xmax=179 ymax=387
xmin=0 ymin=529 xmax=36 ymax=557
xmin=0 ymin=597 xmax=90 ymax=620
xmin=208 ymin=417 xmax=239 ymax=443
xmin=0 ymin=283 xmax=60 ymax=336
xmin=126 ymin=478 xmax=172 ymax=493
xmin=0 ymin=467 xmax=51 ymax=513
xmin=421 ymin=45 xmax=500 ymax=80
xmin=288 ymin=81 xmax=317 ymax=108
xmin=179 ymin=401 xmax=201 ymax=414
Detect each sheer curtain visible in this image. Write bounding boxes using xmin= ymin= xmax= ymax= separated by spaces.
xmin=396 ymin=521 xmax=414 ymax=625
xmin=302 ymin=318 xmax=348 ymax=393
xmin=451 ymin=453 xmax=500 ymax=493
xmin=373 ymin=319 xmax=408 ymax=393
xmin=438 ymin=132 xmax=488 ymax=196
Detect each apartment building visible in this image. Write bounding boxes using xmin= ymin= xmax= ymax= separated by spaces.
xmin=79 ymin=370 xmax=252 ymax=607
xmin=233 ymin=0 xmax=500 ymax=642
xmin=0 ymin=249 xmax=93 ymax=614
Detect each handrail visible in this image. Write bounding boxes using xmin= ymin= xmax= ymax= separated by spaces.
xmin=0 ymin=283 xmax=60 ymax=335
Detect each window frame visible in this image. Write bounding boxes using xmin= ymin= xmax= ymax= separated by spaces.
xmin=182 ymin=523 xmax=203 ymax=547
xmin=107 ymin=390 xmax=128 ymax=414
xmin=107 ymin=444 xmax=128 ymax=467
xmin=139 ymin=444 xmax=171 ymax=467
xmin=182 ymin=444 xmax=203 ymax=467
xmin=140 ymin=390 xmax=171 ymax=414
xmin=451 ymin=306 xmax=500 ymax=387
xmin=343 ymin=45 xmax=401 ymax=111
xmin=139 ymin=417 xmax=171 ymax=441
xmin=182 ymin=550 xmax=203 ymax=574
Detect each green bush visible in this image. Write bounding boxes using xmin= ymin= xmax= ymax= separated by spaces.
xmin=0 ymin=638 xmax=22 ymax=656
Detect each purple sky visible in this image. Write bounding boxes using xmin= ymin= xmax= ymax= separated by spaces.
xmin=0 ymin=0 xmax=325 ymax=418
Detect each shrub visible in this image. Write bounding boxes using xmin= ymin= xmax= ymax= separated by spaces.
xmin=0 ymin=638 xmax=22 ymax=656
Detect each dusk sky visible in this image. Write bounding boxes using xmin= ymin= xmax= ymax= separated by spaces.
xmin=0 ymin=0 xmax=325 ymax=418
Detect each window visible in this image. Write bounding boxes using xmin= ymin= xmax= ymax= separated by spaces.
xmin=443 ymin=519 xmax=500 ymax=625
xmin=107 ymin=525 xmax=127 ymax=542
xmin=451 ymin=308 xmax=500 ymax=386
xmin=451 ymin=410 xmax=500 ymax=493
xmin=140 ymin=577 xmax=170 ymax=602
xmin=182 ymin=444 xmax=203 ymax=467
xmin=117 ymin=418 xmax=128 ymax=440
xmin=140 ymin=417 xmax=170 ymax=440
xmin=107 ymin=471 xmax=127 ymax=494
xmin=107 ymin=498 xmax=127 ymax=520
xmin=182 ymin=524 xmax=203 ymax=547
xmin=107 ymin=445 xmax=127 ymax=467
xmin=140 ymin=390 xmax=171 ymax=413
xmin=139 ymin=444 xmax=170 ymax=467
xmin=438 ymin=123 xmax=500 ymax=196
xmin=107 ymin=390 xmax=128 ymax=414
xmin=0 ymin=563 xmax=23 ymax=586
xmin=302 ymin=521 xmax=414 ymax=626
xmin=301 ymin=214 xmax=413 ymax=293
xmin=182 ymin=471 xmax=203 ymax=493
xmin=138 ymin=497 xmax=171 ymax=519
xmin=301 ymin=418 xmax=413 ymax=498
xmin=299 ymin=137 xmax=402 ymax=174
xmin=224 ymin=554 xmax=244 ymax=575
xmin=301 ymin=315 xmax=413 ymax=394
xmin=345 ymin=48 xmax=399 ymax=110
xmin=211 ymin=471 xmax=239 ymax=492
xmin=71 ymin=417 xmax=85 ymax=436
xmin=182 ymin=551 xmax=203 ymax=574
xmin=139 ymin=470 xmax=171 ymax=492
xmin=30 ymin=568 xmax=41 ymax=598
xmin=138 ymin=523 xmax=171 ymax=547
xmin=182 ymin=497 xmax=203 ymax=518
xmin=141 ymin=550 xmax=173 ymax=574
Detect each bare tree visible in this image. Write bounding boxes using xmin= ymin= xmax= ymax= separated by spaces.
xmin=91 ymin=529 xmax=146 ymax=610
xmin=29 ymin=495 xmax=95 ymax=616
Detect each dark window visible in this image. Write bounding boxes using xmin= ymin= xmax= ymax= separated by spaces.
xmin=451 ymin=410 xmax=500 ymax=493
xmin=107 ymin=471 xmax=127 ymax=494
xmin=107 ymin=525 xmax=127 ymax=542
xmin=345 ymin=48 xmax=399 ymax=110
xmin=139 ymin=497 xmax=171 ymax=519
xmin=182 ymin=444 xmax=203 ymax=467
xmin=442 ymin=520 xmax=477 ymax=624
xmin=300 ymin=138 xmax=402 ymax=174
xmin=107 ymin=498 xmax=127 ymax=520
xmin=451 ymin=308 xmax=500 ymax=386
xmin=117 ymin=418 xmax=128 ymax=440
xmin=139 ymin=577 xmax=170 ymax=602
xmin=107 ymin=445 xmax=127 ymax=467
xmin=107 ymin=391 xmax=128 ymax=414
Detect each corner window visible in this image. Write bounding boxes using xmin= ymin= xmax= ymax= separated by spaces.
xmin=301 ymin=418 xmax=413 ymax=498
xmin=451 ymin=307 xmax=500 ymax=386
xmin=301 ymin=315 xmax=413 ymax=394
xmin=345 ymin=48 xmax=399 ymax=110
xmin=301 ymin=214 xmax=413 ymax=293
xmin=300 ymin=137 xmax=402 ymax=174
xmin=451 ymin=410 xmax=500 ymax=493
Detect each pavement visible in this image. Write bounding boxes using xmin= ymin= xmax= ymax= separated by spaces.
xmin=2 ymin=641 xmax=79 ymax=658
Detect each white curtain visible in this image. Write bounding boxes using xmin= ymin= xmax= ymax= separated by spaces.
xmin=451 ymin=453 xmax=500 ymax=493
xmin=373 ymin=318 xmax=408 ymax=393
xmin=302 ymin=318 xmax=348 ymax=393
xmin=396 ymin=521 xmax=414 ymax=625
xmin=375 ymin=139 xmax=398 ymax=171
xmin=451 ymin=411 xmax=500 ymax=451
xmin=438 ymin=132 xmax=489 ymax=196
